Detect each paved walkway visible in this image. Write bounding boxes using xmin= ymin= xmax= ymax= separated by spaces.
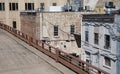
xmin=0 ymin=29 xmax=76 ymax=74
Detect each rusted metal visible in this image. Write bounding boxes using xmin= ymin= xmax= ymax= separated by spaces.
xmin=0 ymin=23 xmax=109 ymax=74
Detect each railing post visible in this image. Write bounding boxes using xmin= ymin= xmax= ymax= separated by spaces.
xmin=29 ymin=37 xmax=33 ymax=46
xmin=56 ymin=49 xmax=59 ymax=62
xmin=31 ymin=37 xmax=33 ymax=43
xmin=69 ymin=56 xmax=72 ymax=63
xmin=42 ymin=42 xmax=44 ymax=48
xmin=14 ymin=30 xmax=17 ymax=36
xmin=49 ymin=46 xmax=51 ymax=52
xmin=36 ymin=40 xmax=38 ymax=45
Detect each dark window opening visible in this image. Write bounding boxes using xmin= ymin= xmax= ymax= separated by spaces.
xmin=9 ymin=3 xmax=18 ymax=11
xmin=53 ymin=3 xmax=57 ymax=6
xmin=0 ymin=3 xmax=5 ymax=11
xmin=28 ymin=3 xmax=32 ymax=10
xmin=13 ymin=21 xmax=16 ymax=29
xmin=25 ymin=3 xmax=34 ymax=10
xmin=85 ymin=31 xmax=89 ymax=42
xmin=12 ymin=3 xmax=15 ymax=10
xmin=25 ymin=3 xmax=27 ymax=10
xmin=94 ymin=33 xmax=99 ymax=45
xmin=70 ymin=25 xmax=75 ymax=34
xmin=40 ymin=3 xmax=44 ymax=10
xmin=104 ymin=34 xmax=110 ymax=49
xmin=54 ymin=26 xmax=58 ymax=36
xmin=16 ymin=3 xmax=18 ymax=10
xmin=104 ymin=57 xmax=111 ymax=67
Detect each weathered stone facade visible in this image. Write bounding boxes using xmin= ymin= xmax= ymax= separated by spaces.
xmin=20 ymin=13 xmax=38 ymax=38
xmin=0 ymin=0 xmax=68 ymax=30
xmin=20 ymin=12 xmax=85 ymax=55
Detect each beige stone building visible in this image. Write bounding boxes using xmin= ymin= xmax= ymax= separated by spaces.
xmin=0 ymin=0 xmax=91 ymax=56
xmin=20 ymin=11 xmax=85 ymax=56
xmin=0 ymin=0 xmax=68 ymax=30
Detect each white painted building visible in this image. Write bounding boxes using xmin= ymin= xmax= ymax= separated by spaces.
xmin=81 ymin=14 xmax=120 ymax=74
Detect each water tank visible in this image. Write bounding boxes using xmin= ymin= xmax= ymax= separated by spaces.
xmin=105 ymin=2 xmax=115 ymax=8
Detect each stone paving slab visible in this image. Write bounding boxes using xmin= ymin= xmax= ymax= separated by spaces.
xmin=0 ymin=29 xmax=76 ymax=74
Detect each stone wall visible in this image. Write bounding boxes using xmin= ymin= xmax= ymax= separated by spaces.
xmin=20 ymin=13 xmax=39 ymax=38
xmin=20 ymin=12 xmax=83 ymax=55
xmin=0 ymin=0 xmax=68 ymax=30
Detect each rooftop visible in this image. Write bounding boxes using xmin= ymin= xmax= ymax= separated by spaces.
xmin=82 ymin=14 xmax=115 ymax=22
xmin=0 ymin=29 xmax=75 ymax=74
xmin=96 ymin=0 xmax=120 ymax=8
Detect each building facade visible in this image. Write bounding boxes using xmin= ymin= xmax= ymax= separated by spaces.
xmin=82 ymin=14 xmax=120 ymax=74
xmin=0 ymin=0 xmax=69 ymax=30
xmin=20 ymin=11 xmax=90 ymax=57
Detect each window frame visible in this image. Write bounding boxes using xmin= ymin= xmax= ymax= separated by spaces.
xmin=25 ymin=3 xmax=34 ymax=10
xmin=13 ymin=21 xmax=17 ymax=29
xmin=85 ymin=31 xmax=89 ymax=42
xmin=9 ymin=3 xmax=18 ymax=11
xmin=104 ymin=34 xmax=110 ymax=49
xmin=70 ymin=25 xmax=75 ymax=35
xmin=52 ymin=3 xmax=57 ymax=6
xmin=54 ymin=25 xmax=59 ymax=36
xmin=0 ymin=3 xmax=5 ymax=11
xmin=104 ymin=57 xmax=111 ymax=67
xmin=94 ymin=33 xmax=99 ymax=45
xmin=40 ymin=3 xmax=44 ymax=10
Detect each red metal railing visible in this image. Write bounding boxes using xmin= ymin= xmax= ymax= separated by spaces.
xmin=0 ymin=23 xmax=109 ymax=74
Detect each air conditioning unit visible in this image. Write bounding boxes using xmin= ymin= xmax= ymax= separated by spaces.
xmin=49 ymin=6 xmax=64 ymax=12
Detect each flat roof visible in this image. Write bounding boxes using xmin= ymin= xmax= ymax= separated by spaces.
xmin=82 ymin=14 xmax=115 ymax=23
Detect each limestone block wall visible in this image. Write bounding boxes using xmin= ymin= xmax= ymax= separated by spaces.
xmin=20 ymin=12 xmax=82 ymax=55
xmin=0 ymin=0 xmax=68 ymax=30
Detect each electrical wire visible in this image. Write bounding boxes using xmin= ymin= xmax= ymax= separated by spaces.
xmin=40 ymin=13 xmax=120 ymax=61
xmin=43 ymin=16 xmax=116 ymax=56
xmin=42 ymin=16 xmax=70 ymax=35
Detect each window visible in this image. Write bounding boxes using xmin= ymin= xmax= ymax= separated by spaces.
xmin=54 ymin=26 xmax=58 ymax=36
xmin=104 ymin=57 xmax=111 ymax=67
xmin=13 ymin=21 xmax=16 ymax=29
xmin=85 ymin=31 xmax=89 ymax=42
xmin=104 ymin=35 xmax=110 ymax=49
xmin=25 ymin=3 xmax=34 ymax=10
xmin=9 ymin=3 xmax=18 ymax=11
xmin=86 ymin=52 xmax=91 ymax=63
xmin=70 ymin=25 xmax=75 ymax=34
xmin=0 ymin=3 xmax=5 ymax=11
xmin=53 ymin=3 xmax=57 ymax=6
xmin=40 ymin=3 xmax=44 ymax=10
xmin=94 ymin=33 xmax=99 ymax=45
